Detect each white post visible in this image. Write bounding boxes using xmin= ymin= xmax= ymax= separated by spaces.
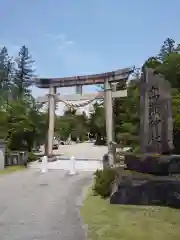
xmin=68 ymin=156 xmax=76 ymax=175
xmin=76 ymin=85 xmax=83 ymax=94
xmin=41 ymin=155 xmax=48 ymax=173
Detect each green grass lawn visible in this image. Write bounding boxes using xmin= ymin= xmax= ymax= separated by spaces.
xmin=81 ymin=191 xmax=180 ymax=240
xmin=0 ymin=165 xmax=25 ymax=174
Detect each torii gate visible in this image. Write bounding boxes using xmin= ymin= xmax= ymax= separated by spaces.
xmin=35 ymin=67 xmax=134 ymax=165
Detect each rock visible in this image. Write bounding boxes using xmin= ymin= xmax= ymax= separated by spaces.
xmin=48 ymin=155 xmax=57 ymax=162
xmin=110 ymin=175 xmax=180 ymax=208
xmin=125 ymin=154 xmax=180 ymax=175
xmin=168 ymin=155 xmax=180 ymax=174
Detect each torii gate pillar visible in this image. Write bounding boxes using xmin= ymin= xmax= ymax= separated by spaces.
xmin=47 ymin=86 xmax=56 ymax=156
xmin=104 ymin=79 xmax=114 ymax=165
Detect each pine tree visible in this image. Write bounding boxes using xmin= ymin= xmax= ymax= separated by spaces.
xmin=158 ymin=38 xmax=179 ymax=61
xmin=0 ymin=47 xmax=13 ymax=107
xmin=13 ymin=45 xmax=35 ymax=100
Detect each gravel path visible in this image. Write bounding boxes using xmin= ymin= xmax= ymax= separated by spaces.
xmin=0 ymin=169 xmax=92 ymax=240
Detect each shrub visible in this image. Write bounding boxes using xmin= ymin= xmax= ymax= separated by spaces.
xmin=28 ymin=152 xmax=38 ymax=162
xmin=132 ymin=146 xmax=140 ymax=153
xmin=93 ymin=168 xmax=117 ymax=198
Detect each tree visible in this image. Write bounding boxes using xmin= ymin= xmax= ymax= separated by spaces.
xmin=1 ymin=37 xmax=180 ymax=156
xmin=5 ymin=98 xmax=47 ymax=151
xmin=13 ymin=45 xmax=35 ymax=100
xmin=0 ymin=47 xmax=13 ymax=108
xmin=0 ymin=45 xmax=48 ymax=152
xmin=55 ymin=107 xmax=89 ymax=142
xmin=72 ymin=112 xmax=89 ymax=141
xmin=113 ymin=80 xmax=140 ymax=147
xmin=158 ymin=53 xmax=180 ymax=88
xmin=4 ymin=45 xmax=46 ymax=151
xmin=158 ymin=38 xmax=179 ymax=60
xmin=144 ymin=38 xmax=180 ymax=88
xmin=55 ymin=116 xmax=72 ymax=141
xmin=89 ymin=103 xmax=106 ymax=144
xmin=0 ymin=109 xmax=7 ymax=138
xmin=143 ymin=57 xmax=161 ymax=70
xmin=142 ymin=37 xmax=180 ymax=152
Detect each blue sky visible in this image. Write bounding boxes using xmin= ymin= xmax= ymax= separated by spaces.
xmin=0 ymin=0 xmax=180 ymax=101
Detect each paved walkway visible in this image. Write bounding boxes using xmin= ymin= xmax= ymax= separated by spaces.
xmin=34 ymin=142 xmax=106 ymax=172
xmin=0 ymin=169 xmax=92 ymax=240
xmin=40 ymin=142 xmax=107 ymax=160
xmin=30 ymin=158 xmax=103 ymax=172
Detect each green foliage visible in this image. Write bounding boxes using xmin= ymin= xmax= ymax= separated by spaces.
xmin=143 ymin=57 xmax=161 ymax=69
xmin=93 ymin=168 xmax=117 ymax=198
xmin=55 ymin=106 xmax=89 ymax=142
xmin=0 ymin=45 xmax=47 ymax=152
xmin=89 ymin=37 xmax=180 ymax=153
xmin=1 ymin=36 xmax=180 ymax=158
xmin=13 ymin=45 xmax=35 ymax=100
xmin=89 ymin=103 xmax=106 ymax=143
xmin=28 ymin=152 xmax=38 ymax=162
xmin=132 ymin=145 xmax=140 ymax=153
xmin=144 ymin=38 xmax=180 ymax=88
xmin=113 ymin=80 xmax=140 ymax=147
xmin=158 ymin=38 xmax=179 ymax=60
xmin=142 ymin=38 xmax=180 ymax=153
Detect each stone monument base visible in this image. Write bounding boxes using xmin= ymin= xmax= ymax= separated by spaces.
xmin=125 ymin=154 xmax=180 ymax=175
xmin=110 ymin=174 xmax=180 ymax=209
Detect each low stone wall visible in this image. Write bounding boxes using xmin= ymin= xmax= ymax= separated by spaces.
xmin=5 ymin=151 xmax=28 ymax=167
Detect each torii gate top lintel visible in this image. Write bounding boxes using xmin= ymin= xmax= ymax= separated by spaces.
xmin=35 ymin=66 xmax=134 ymax=88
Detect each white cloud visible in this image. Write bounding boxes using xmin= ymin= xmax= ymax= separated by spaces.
xmin=47 ymin=33 xmax=103 ymax=73
xmin=47 ymin=33 xmax=74 ymax=50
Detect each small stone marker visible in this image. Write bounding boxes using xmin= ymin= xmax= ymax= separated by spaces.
xmin=68 ymin=156 xmax=76 ymax=175
xmin=41 ymin=155 xmax=48 ymax=173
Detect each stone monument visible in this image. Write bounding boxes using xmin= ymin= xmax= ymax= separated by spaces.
xmin=140 ymin=68 xmax=173 ymax=154
xmin=110 ymin=68 xmax=180 ymax=208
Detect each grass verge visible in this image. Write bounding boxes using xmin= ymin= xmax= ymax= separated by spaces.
xmin=0 ymin=165 xmax=25 ymax=174
xmin=81 ymin=190 xmax=180 ymax=240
